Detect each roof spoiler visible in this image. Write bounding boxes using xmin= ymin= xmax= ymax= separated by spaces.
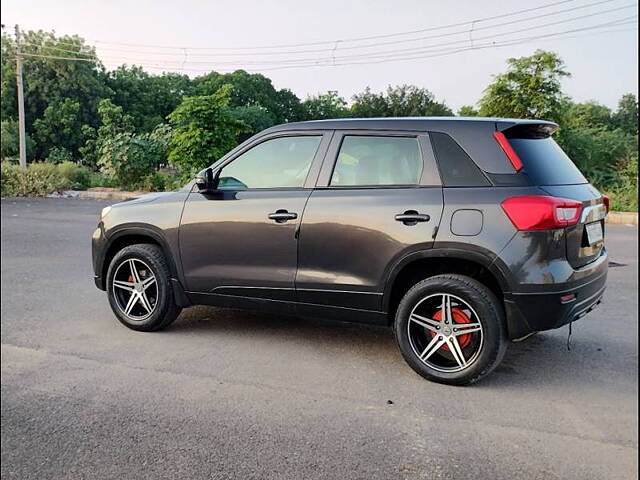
xmin=496 ymin=121 xmax=559 ymax=138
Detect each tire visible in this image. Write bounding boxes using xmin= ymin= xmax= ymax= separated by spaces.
xmin=106 ymin=243 xmax=181 ymax=332
xmin=394 ymin=274 xmax=507 ymax=386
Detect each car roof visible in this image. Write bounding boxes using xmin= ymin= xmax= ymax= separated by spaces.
xmin=264 ymin=117 xmax=558 ymax=133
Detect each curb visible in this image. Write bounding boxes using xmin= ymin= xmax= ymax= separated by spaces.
xmin=606 ymin=212 xmax=638 ymax=225
xmin=76 ymin=190 xmax=144 ymax=201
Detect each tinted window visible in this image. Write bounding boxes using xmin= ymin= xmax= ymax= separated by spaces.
xmin=430 ymin=132 xmax=490 ymax=187
xmin=218 ymin=136 xmax=321 ymax=190
xmin=330 ymin=136 xmax=423 ymax=186
xmin=508 ymin=137 xmax=588 ymax=185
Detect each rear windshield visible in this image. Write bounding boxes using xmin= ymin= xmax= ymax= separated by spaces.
xmin=508 ymin=137 xmax=588 ymax=186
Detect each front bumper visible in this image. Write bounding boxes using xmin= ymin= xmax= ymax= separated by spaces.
xmin=92 ymin=225 xmax=107 ymax=291
xmin=94 ymin=274 xmax=105 ymax=290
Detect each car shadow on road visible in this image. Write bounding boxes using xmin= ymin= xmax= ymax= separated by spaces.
xmin=165 ymin=305 xmax=627 ymax=389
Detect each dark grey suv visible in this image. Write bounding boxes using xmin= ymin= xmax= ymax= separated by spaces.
xmin=92 ymin=118 xmax=608 ymax=385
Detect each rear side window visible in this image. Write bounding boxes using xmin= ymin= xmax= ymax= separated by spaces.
xmin=330 ymin=136 xmax=423 ymax=186
xmin=430 ymin=132 xmax=490 ymax=187
xmin=508 ymin=137 xmax=588 ymax=186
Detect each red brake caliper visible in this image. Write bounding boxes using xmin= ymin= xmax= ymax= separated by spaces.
xmin=430 ymin=308 xmax=473 ymax=351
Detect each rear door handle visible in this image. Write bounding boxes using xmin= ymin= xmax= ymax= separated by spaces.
xmin=268 ymin=209 xmax=298 ymax=223
xmin=395 ymin=211 xmax=430 ymax=225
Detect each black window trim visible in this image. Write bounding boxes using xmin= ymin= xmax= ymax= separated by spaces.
xmin=428 ymin=131 xmax=492 ymax=188
xmin=315 ymin=130 xmax=442 ymax=189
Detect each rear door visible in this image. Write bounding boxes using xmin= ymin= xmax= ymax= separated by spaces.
xmin=295 ymin=130 xmax=444 ymax=312
xmin=505 ymin=131 xmax=607 ymax=268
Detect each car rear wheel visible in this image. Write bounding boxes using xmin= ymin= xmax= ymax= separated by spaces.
xmin=394 ymin=274 xmax=507 ymax=386
xmin=106 ymin=244 xmax=181 ymax=331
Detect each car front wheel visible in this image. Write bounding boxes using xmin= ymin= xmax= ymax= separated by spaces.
xmin=106 ymin=243 xmax=181 ymax=331
xmin=394 ymin=274 xmax=507 ymax=386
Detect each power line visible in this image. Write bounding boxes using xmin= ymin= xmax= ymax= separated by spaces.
xmin=326 ymin=9 xmax=638 ymax=64
xmin=80 ymin=11 xmax=640 ymax=67
xmin=87 ymin=0 xmax=580 ymax=51
xmin=16 ymin=3 xmax=637 ymax=69
xmin=23 ymin=0 xmax=628 ymax=57
xmin=19 ymin=43 xmax=96 ymax=57
xmin=14 ymin=16 xmax=636 ymax=73
xmin=30 ymin=0 xmax=624 ymax=58
xmin=19 ymin=52 xmax=97 ymax=62
xmin=257 ymin=17 xmax=639 ymax=70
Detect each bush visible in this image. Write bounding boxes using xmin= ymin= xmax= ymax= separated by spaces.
xmin=1 ymin=162 xmax=20 ymax=196
xmin=604 ymin=154 xmax=638 ymax=212
xmin=97 ymin=133 xmax=165 ymax=190
xmin=138 ymin=172 xmax=166 ymax=192
xmin=88 ymin=170 xmax=116 ymax=189
xmin=57 ymin=161 xmax=91 ymax=190
xmin=0 ymin=162 xmax=69 ymax=197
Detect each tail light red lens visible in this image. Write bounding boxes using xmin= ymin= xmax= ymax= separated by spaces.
xmin=493 ymin=131 xmax=523 ymax=171
xmin=602 ymin=195 xmax=610 ymax=214
xmin=501 ymin=196 xmax=583 ymax=231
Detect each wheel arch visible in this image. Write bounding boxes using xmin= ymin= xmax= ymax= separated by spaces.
xmin=383 ymin=248 xmax=512 ymax=326
xmin=99 ymin=225 xmax=180 ymax=288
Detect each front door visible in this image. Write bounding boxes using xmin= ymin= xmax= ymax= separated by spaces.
xmin=179 ymin=132 xmax=330 ymax=301
xmin=296 ymin=131 xmax=444 ymax=312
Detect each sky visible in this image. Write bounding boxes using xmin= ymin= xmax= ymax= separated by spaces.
xmin=1 ymin=0 xmax=638 ymax=111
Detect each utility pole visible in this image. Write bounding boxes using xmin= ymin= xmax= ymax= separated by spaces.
xmin=15 ymin=24 xmax=27 ymax=170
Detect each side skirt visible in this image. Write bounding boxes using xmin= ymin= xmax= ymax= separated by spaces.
xmin=185 ymin=292 xmax=388 ymax=326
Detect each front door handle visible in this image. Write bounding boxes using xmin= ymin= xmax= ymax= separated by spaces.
xmin=395 ymin=210 xmax=430 ymax=225
xmin=268 ymin=209 xmax=298 ymax=223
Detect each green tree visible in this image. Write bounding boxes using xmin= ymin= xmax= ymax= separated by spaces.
xmin=1 ymin=34 xmax=17 ymax=123
xmin=167 ymin=85 xmax=247 ymax=171
xmin=613 ymin=93 xmax=638 ymax=135
xmin=33 ymin=98 xmax=84 ymax=157
xmin=0 ymin=30 xmax=110 ymax=159
xmin=0 ymin=119 xmax=35 ymax=160
xmin=564 ymin=101 xmax=613 ymax=130
xmin=97 ymin=132 xmax=165 ymax=190
xmin=95 ymin=98 xmax=135 ymax=140
xmin=351 ymin=85 xmax=452 ymax=117
xmin=458 ymin=105 xmax=479 ymax=117
xmin=230 ymin=105 xmax=275 ymax=141
xmin=478 ymin=50 xmax=570 ymax=122
xmin=20 ymin=31 xmax=108 ymax=158
xmin=193 ymin=70 xmax=305 ymax=124
xmin=303 ymin=91 xmax=349 ymax=119
xmin=106 ymin=66 xmax=193 ymax=132
xmin=94 ymin=100 xmax=169 ymax=188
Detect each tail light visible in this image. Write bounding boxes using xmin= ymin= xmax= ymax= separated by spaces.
xmin=493 ymin=131 xmax=523 ymax=171
xmin=602 ymin=195 xmax=610 ymax=214
xmin=501 ymin=196 xmax=583 ymax=231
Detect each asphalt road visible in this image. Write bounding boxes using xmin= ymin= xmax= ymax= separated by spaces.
xmin=1 ymin=197 xmax=638 ymax=480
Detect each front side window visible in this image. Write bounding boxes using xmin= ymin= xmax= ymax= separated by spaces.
xmin=218 ymin=136 xmax=322 ymax=190
xmin=330 ymin=136 xmax=423 ymax=187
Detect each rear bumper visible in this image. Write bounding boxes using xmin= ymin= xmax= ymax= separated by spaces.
xmin=504 ymin=249 xmax=608 ymax=339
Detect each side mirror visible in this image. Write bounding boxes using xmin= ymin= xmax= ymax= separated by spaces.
xmin=195 ymin=168 xmax=220 ymax=192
